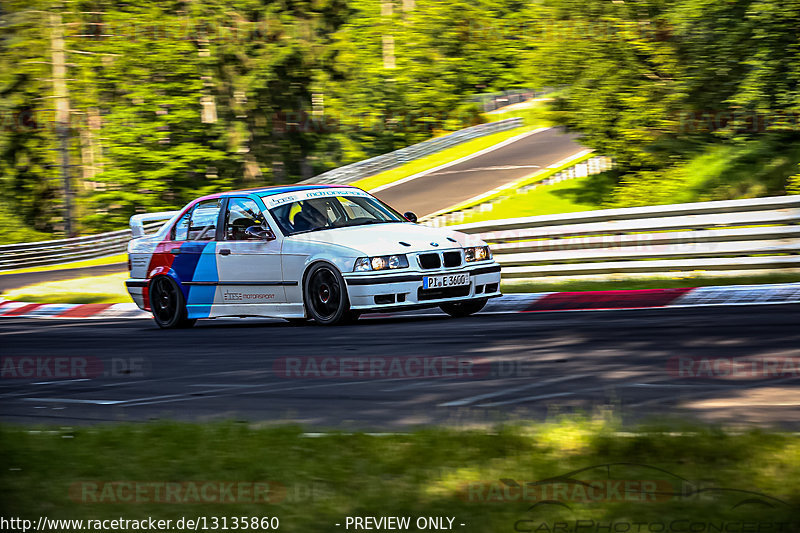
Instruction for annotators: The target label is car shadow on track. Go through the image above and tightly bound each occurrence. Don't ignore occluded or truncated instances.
[178,314,459,330]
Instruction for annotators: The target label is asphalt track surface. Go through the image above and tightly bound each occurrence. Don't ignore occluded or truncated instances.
[374,127,585,216]
[2,304,798,429]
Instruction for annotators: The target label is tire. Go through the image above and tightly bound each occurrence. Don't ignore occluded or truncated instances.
[439,298,488,318]
[303,263,351,325]
[149,276,196,329]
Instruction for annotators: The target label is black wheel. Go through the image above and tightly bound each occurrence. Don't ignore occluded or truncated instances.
[439,298,488,318]
[149,276,196,329]
[303,263,351,325]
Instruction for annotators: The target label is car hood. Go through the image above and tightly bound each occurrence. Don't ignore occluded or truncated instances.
[286,222,485,256]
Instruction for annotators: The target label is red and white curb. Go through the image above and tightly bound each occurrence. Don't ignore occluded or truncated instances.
[1,283,798,320]
[483,283,800,313]
[0,301,148,319]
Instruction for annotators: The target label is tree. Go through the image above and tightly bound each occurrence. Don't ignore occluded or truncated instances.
[0,3,63,236]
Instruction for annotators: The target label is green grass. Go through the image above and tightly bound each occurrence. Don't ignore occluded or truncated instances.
[0,253,127,276]
[608,137,800,208]
[459,168,616,223]
[1,271,131,304]
[502,272,800,294]
[1,420,798,531]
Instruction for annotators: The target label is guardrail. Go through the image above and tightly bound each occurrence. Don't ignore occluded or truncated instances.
[0,221,164,271]
[449,195,800,282]
[5,195,797,278]
[302,117,524,186]
[468,88,552,113]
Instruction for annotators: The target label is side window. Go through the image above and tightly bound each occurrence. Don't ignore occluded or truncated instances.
[172,211,190,241]
[225,198,266,240]
[187,199,222,241]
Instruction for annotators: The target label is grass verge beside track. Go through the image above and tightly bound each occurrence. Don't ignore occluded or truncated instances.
[1,271,131,304]
[2,420,798,530]
[457,168,615,224]
[0,253,127,277]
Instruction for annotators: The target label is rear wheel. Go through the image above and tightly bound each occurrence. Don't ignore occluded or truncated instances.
[149,276,196,329]
[439,298,488,318]
[304,263,351,325]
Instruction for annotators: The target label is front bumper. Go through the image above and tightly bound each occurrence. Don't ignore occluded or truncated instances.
[343,263,501,311]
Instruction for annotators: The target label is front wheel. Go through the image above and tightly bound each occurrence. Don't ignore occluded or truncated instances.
[303,263,352,325]
[149,276,196,329]
[439,298,488,318]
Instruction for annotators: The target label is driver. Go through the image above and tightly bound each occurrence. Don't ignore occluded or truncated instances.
[290,201,329,232]
[300,201,327,228]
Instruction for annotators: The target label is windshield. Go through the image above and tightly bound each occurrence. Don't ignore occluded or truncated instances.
[268,194,406,236]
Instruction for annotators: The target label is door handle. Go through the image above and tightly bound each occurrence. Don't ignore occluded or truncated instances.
[170,248,181,255]
[219,249,231,256]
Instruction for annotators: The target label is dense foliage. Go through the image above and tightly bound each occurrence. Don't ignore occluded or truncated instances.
[530,0,800,205]
[1,0,799,239]
[0,0,529,235]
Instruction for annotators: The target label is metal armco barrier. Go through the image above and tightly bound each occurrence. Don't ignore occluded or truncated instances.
[449,195,800,281]
[301,118,524,186]
[0,221,164,271]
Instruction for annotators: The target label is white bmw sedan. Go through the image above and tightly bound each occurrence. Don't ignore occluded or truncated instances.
[126,185,501,328]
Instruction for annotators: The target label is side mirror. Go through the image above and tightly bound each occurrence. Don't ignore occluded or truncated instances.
[245,226,277,241]
[403,211,418,223]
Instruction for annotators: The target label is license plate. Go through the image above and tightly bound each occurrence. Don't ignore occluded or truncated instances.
[423,273,470,289]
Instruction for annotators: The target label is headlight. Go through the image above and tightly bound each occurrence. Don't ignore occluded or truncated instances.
[354,254,409,271]
[354,258,372,271]
[465,246,492,262]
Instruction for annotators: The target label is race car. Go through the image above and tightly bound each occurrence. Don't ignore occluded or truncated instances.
[125,184,502,328]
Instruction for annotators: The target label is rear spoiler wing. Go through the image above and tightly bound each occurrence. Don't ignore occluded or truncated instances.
[129,211,180,238]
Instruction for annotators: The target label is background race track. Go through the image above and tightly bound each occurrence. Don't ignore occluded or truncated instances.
[373,127,584,216]
[2,304,798,429]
